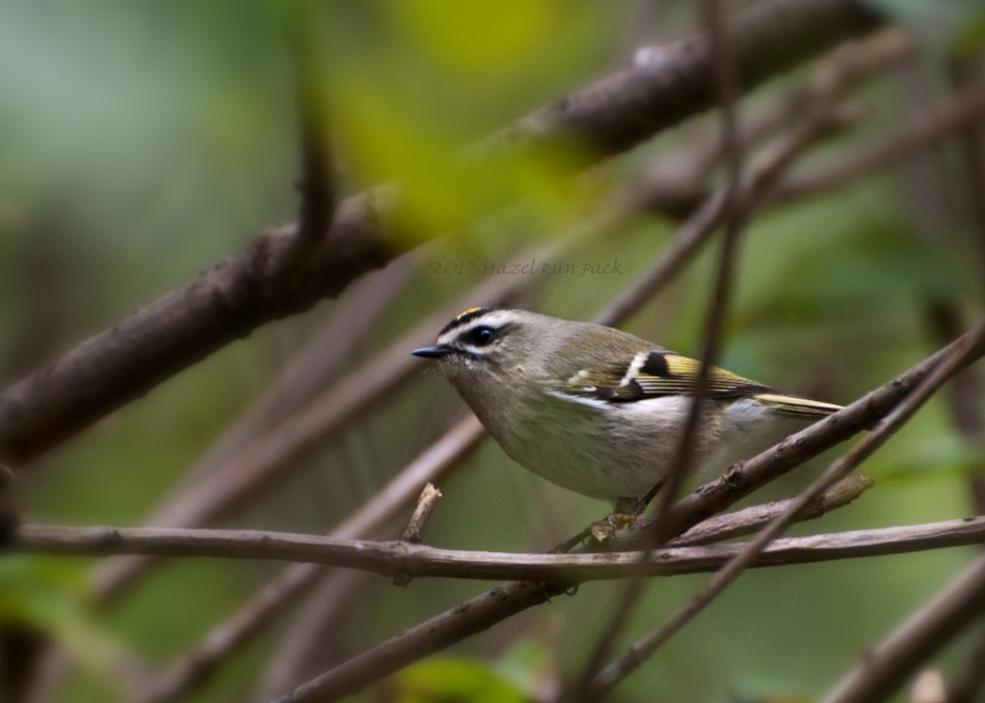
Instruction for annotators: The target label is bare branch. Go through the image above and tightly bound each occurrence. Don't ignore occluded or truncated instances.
[669,473,873,547]
[636,27,912,217]
[253,570,371,702]
[823,551,985,703]
[400,483,443,545]
[253,472,872,700]
[170,257,414,498]
[10,518,985,582]
[493,0,880,155]
[772,79,985,206]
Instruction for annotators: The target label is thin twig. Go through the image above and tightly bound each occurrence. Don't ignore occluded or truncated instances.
[10,518,985,581]
[400,484,442,546]
[165,257,414,502]
[667,473,873,547]
[253,570,371,702]
[772,79,985,206]
[290,75,335,261]
[589,322,985,699]
[822,550,985,703]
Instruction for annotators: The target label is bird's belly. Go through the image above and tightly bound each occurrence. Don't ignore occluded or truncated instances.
[480,395,802,504]
[487,395,696,502]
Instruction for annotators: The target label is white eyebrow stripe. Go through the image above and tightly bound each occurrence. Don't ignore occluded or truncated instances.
[619,352,648,387]
[436,312,516,345]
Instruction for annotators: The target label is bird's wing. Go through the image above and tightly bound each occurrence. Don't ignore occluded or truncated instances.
[557,350,842,418]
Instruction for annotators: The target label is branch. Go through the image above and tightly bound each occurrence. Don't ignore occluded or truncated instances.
[635,27,912,217]
[823,551,985,703]
[772,78,985,206]
[0,0,880,467]
[494,0,880,155]
[399,483,442,545]
[668,473,872,547]
[11,518,985,583]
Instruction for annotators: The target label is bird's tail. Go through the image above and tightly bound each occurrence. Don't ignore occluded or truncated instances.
[753,392,843,420]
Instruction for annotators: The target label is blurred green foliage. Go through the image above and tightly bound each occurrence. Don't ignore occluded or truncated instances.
[2,1,985,702]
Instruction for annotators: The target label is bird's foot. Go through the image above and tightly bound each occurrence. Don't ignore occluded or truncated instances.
[588,503,642,545]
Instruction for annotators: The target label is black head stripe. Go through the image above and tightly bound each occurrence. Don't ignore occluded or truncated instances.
[641,351,671,377]
[439,306,498,336]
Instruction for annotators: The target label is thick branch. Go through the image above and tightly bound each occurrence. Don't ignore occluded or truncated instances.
[0,192,392,468]
[12,518,985,582]
[496,0,880,155]
[0,0,881,466]
[667,473,872,546]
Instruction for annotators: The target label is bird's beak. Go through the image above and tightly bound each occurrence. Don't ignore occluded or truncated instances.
[411,344,453,359]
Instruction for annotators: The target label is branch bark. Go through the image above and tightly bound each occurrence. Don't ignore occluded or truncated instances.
[0,0,881,467]
[12,517,985,585]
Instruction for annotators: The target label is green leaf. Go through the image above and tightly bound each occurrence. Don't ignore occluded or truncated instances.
[0,556,132,699]
[393,655,528,703]
[388,0,565,73]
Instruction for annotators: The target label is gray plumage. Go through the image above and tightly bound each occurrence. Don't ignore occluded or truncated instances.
[413,308,841,502]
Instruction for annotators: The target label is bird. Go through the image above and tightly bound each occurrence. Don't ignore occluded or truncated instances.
[412,307,843,505]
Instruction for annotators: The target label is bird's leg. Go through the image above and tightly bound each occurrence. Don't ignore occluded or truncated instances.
[628,478,665,516]
[555,480,668,551]
[590,479,666,544]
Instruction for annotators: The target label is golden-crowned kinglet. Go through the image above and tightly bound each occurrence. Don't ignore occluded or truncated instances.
[412,307,842,503]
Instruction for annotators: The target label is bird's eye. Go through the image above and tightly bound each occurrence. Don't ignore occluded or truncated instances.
[467,326,496,346]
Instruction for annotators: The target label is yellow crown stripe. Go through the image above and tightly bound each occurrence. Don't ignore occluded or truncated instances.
[457,306,485,320]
